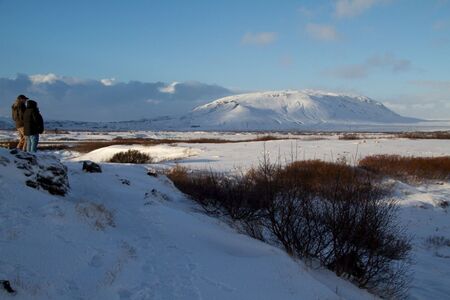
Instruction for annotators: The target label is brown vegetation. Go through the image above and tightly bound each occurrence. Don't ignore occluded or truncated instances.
[108,150,153,164]
[339,133,363,140]
[167,158,411,298]
[359,155,450,182]
[397,131,450,140]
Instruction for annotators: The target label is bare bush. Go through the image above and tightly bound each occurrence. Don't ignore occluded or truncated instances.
[109,150,153,164]
[359,155,450,182]
[168,158,411,298]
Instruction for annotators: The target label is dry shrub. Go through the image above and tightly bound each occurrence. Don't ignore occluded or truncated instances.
[38,144,70,151]
[359,155,450,182]
[339,133,362,140]
[398,131,450,139]
[168,158,411,298]
[109,150,153,164]
[0,141,17,149]
[254,135,281,142]
[44,129,70,134]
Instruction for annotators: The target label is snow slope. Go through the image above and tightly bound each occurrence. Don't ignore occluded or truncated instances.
[0,148,374,299]
[73,144,200,163]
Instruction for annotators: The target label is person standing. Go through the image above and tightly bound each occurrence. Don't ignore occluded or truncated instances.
[23,100,44,152]
[11,94,28,150]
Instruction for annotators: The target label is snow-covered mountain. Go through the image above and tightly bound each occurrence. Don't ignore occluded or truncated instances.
[175,90,419,131]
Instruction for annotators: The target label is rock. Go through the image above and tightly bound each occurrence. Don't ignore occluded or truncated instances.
[82,161,102,173]
[12,150,37,165]
[147,168,158,177]
[25,180,39,189]
[37,174,68,196]
[120,179,130,185]
[12,151,70,196]
[0,280,15,294]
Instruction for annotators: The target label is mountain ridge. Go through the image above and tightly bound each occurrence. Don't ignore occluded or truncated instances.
[0,90,426,131]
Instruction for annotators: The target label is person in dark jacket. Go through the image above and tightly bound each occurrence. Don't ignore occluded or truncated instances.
[11,94,28,150]
[23,100,44,152]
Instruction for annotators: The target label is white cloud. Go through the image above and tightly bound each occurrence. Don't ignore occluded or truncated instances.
[241,32,277,46]
[335,0,379,18]
[326,53,411,79]
[382,89,450,119]
[29,73,60,84]
[305,23,339,41]
[100,78,116,86]
[159,82,179,93]
[0,74,235,122]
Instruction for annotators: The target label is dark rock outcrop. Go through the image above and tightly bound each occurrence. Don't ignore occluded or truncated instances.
[10,150,70,196]
[82,161,102,173]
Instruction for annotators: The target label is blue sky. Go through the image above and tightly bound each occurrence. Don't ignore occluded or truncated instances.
[1,0,450,119]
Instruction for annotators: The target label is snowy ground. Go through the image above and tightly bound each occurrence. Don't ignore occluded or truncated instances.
[0,148,375,300]
[1,130,450,299]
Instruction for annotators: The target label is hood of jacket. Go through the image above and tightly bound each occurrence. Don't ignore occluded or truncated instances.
[26,100,38,109]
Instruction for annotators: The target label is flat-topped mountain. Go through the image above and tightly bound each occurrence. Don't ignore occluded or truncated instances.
[178,90,419,130]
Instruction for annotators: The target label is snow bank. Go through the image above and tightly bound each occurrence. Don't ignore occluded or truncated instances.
[74,144,200,163]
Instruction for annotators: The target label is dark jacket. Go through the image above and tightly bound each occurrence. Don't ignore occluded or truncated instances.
[23,100,44,136]
[11,100,26,128]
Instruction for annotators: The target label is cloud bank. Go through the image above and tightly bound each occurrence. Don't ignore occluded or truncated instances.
[0,74,235,122]
[335,0,381,18]
[326,53,412,79]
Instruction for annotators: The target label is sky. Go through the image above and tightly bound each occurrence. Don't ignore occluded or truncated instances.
[1,0,450,120]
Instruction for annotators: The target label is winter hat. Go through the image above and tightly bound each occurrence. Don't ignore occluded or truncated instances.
[17,95,29,101]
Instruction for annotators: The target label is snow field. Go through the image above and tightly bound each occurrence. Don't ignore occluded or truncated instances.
[0,148,374,299]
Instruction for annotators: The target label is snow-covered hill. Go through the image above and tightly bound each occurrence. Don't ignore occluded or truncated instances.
[0,148,374,299]
[176,90,419,130]
[0,117,13,129]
